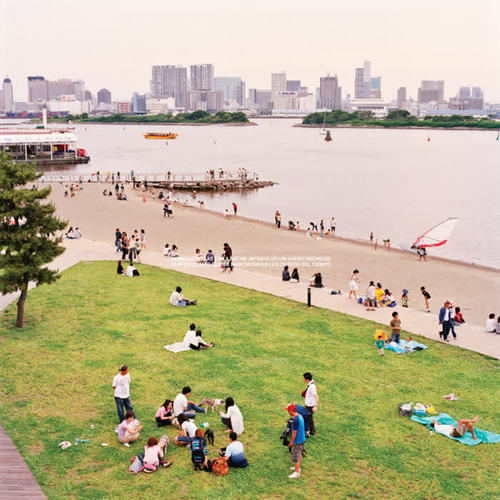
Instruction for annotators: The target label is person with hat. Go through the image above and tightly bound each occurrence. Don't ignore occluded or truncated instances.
[112,364,133,424]
[285,404,306,479]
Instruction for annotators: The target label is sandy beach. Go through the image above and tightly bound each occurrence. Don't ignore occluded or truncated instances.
[45,182,500,328]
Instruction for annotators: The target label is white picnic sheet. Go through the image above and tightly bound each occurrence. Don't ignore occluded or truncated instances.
[164,342,190,353]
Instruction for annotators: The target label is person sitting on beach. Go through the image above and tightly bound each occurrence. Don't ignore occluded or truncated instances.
[205,250,215,264]
[163,244,171,256]
[174,414,198,446]
[431,416,479,440]
[309,273,324,288]
[117,192,123,200]
[126,264,140,277]
[170,286,197,307]
[73,227,81,239]
[454,306,465,324]
[170,245,180,257]
[65,226,75,239]
[103,189,108,196]
[220,432,249,468]
[155,399,175,427]
[117,260,125,275]
[486,313,496,332]
[384,291,397,307]
[282,265,291,281]
[195,248,204,264]
[117,411,142,447]
[291,268,299,282]
[375,283,384,305]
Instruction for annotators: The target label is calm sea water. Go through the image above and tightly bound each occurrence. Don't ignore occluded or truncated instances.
[50,119,499,268]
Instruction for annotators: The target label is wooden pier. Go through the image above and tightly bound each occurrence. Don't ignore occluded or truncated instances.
[40,171,276,192]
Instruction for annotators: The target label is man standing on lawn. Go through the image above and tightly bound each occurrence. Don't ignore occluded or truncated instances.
[286,404,306,479]
[112,364,133,424]
[302,372,318,436]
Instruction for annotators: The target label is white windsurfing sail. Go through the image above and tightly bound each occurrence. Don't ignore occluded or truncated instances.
[412,217,459,248]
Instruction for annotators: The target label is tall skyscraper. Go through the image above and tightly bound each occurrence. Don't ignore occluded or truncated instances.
[397,87,407,108]
[97,88,112,105]
[27,76,48,102]
[450,86,484,110]
[132,93,147,114]
[370,77,381,98]
[0,90,4,111]
[417,81,444,103]
[354,68,364,98]
[271,72,286,93]
[48,79,75,99]
[2,77,14,113]
[471,86,484,99]
[459,86,471,99]
[286,80,301,92]
[355,61,378,99]
[363,61,371,97]
[319,76,340,109]
[151,65,188,107]
[188,90,223,112]
[190,64,214,91]
[73,80,86,101]
[214,77,245,105]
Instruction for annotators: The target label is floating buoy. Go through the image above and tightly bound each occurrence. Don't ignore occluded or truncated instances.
[427,136,431,142]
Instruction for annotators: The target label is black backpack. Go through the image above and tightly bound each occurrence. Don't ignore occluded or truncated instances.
[191,438,206,468]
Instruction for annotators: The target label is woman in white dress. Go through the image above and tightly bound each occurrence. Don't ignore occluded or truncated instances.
[348,269,360,300]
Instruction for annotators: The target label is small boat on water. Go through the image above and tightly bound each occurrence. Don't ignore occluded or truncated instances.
[144,132,178,140]
[324,130,332,142]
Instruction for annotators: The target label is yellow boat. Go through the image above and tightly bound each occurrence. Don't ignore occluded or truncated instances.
[144,132,178,140]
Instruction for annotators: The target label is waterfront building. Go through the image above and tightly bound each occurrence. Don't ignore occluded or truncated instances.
[319,75,341,109]
[132,93,147,114]
[397,87,407,108]
[190,64,214,91]
[188,90,223,112]
[370,77,381,99]
[354,61,378,99]
[459,86,471,99]
[27,76,48,102]
[214,77,245,105]
[271,72,286,93]
[449,86,484,110]
[3,77,14,113]
[272,91,298,111]
[73,80,86,101]
[0,90,4,111]
[150,65,187,108]
[97,88,112,105]
[417,80,444,103]
[146,98,176,114]
[471,87,484,99]
[248,89,272,111]
[115,101,132,113]
[48,79,75,100]
[349,98,391,118]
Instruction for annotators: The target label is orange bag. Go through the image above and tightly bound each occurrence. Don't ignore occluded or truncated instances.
[211,457,229,476]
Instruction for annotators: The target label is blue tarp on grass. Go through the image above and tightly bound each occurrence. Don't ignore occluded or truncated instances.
[411,413,500,446]
[384,339,428,354]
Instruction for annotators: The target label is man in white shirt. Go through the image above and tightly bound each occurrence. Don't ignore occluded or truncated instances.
[169,286,197,307]
[112,365,133,424]
[303,372,318,436]
[173,386,206,419]
[73,227,81,239]
[183,323,197,347]
[221,432,248,468]
[366,281,376,311]
[485,313,496,333]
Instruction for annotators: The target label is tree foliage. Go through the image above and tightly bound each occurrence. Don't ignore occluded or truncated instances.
[0,153,67,327]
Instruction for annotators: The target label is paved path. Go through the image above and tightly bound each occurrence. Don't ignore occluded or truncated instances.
[0,424,46,499]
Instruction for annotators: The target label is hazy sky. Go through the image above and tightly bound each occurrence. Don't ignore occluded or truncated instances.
[2,0,499,102]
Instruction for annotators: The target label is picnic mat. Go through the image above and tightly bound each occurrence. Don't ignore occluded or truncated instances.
[164,342,190,353]
[411,413,500,446]
[385,339,427,354]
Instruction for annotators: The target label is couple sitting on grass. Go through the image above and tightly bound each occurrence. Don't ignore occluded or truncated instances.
[183,323,214,350]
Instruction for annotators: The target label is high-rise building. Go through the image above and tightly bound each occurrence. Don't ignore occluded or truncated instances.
[150,65,187,108]
[0,90,4,111]
[417,80,444,103]
[286,80,301,92]
[450,86,484,110]
[73,80,86,101]
[48,79,74,100]
[85,90,93,102]
[190,64,214,91]
[319,76,341,109]
[116,101,132,113]
[471,86,484,99]
[248,89,272,110]
[188,90,223,112]
[370,77,381,98]
[132,93,147,114]
[397,87,407,108]
[363,61,371,97]
[459,86,471,99]
[271,72,286,93]
[355,61,378,99]
[97,88,112,105]
[355,68,365,99]
[27,76,48,102]
[2,77,14,113]
[214,77,246,105]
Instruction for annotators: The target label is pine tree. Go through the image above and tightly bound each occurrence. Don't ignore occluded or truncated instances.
[0,153,67,327]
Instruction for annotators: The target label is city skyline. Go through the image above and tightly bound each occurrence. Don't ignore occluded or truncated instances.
[1,0,499,102]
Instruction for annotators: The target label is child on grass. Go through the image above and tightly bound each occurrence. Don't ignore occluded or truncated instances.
[376,335,385,356]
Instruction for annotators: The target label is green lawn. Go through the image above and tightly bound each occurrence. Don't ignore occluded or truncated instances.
[0,262,498,500]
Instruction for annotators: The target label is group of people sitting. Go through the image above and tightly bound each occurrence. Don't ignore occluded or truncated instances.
[486,313,500,333]
[65,226,82,239]
[182,323,213,350]
[163,244,180,257]
[361,282,397,310]
[282,266,300,282]
[117,260,140,277]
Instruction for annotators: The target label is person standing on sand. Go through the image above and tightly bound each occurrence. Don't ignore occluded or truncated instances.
[370,232,373,243]
[222,243,233,272]
[115,228,122,253]
[232,202,238,215]
[366,281,376,311]
[275,210,281,229]
[421,286,431,312]
[348,270,360,299]
[330,217,336,234]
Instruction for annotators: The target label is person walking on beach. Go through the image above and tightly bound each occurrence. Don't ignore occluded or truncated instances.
[112,364,133,424]
[348,270,360,300]
[330,217,336,234]
[438,301,452,342]
[421,286,431,312]
[232,202,238,215]
[390,311,401,343]
[302,372,318,436]
[275,210,281,229]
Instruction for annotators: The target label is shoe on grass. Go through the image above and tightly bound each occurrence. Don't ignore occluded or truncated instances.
[288,471,301,479]
[114,427,119,433]
[122,442,130,447]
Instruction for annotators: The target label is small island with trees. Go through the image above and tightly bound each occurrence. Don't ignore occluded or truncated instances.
[45,110,252,125]
[300,109,500,130]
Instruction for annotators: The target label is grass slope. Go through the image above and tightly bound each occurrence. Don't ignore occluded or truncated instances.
[0,262,498,500]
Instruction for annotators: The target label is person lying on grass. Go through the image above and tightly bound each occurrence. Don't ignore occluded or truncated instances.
[431,416,479,440]
[118,411,142,447]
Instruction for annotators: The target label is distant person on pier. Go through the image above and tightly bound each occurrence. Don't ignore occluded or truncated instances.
[232,202,238,215]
